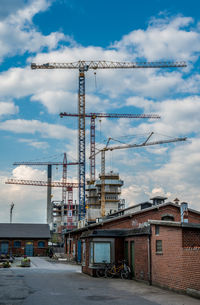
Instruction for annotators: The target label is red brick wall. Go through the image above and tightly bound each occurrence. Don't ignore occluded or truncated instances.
[182,228,200,248]
[99,205,180,230]
[151,225,200,292]
[125,236,149,282]
[182,248,200,291]
[188,211,200,224]
[0,239,48,256]
[82,238,95,276]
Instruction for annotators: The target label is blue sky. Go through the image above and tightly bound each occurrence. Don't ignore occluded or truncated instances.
[0,0,200,223]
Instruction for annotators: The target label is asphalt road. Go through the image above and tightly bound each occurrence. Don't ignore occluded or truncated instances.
[0,257,199,305]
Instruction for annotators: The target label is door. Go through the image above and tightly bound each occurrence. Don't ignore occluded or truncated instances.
[77,240,82,263]
[130,241,135,278]
[1,242,9,254]
[25,242,34,256]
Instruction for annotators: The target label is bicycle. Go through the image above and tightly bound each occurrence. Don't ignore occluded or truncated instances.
[105,260,131,279]
[96,261,111,278]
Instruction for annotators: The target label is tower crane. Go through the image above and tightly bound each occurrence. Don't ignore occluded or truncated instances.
[11,153,79,226]
[93,132,187,217]
[5,179,79,229]
[60,112,160,183]
[31,60,187,220]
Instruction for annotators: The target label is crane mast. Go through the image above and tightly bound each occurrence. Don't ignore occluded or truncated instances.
[31,60,186,220]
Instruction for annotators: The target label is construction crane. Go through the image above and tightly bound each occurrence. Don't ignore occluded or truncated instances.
[60,112,161,183]
[5,179,79,188]
[94,132,187,217]
[5,179,79,229]
[12,153,79,225]
[31,60,187,220]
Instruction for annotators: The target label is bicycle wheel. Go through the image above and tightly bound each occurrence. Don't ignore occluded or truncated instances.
[96,269,105,278]
[105,268,114,278]
[120,270,130,279]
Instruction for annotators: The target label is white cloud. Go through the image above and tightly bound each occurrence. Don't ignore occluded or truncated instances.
[114,16,200,62]
[0,101,18,117]
[12,165,46,180]
[0,0,70,63]
[0,168,47,222]
[126,95,200,136]
[18,138,49,149]
[0,119,76,139]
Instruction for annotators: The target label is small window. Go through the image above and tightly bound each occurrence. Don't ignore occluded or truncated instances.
[155,225,159,235]
[156,240,162,253]
[161,214,174,221]
[14,241,21,248]
[38,241,45,248]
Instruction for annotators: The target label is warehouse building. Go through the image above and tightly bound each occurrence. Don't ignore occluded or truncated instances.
[0,223,50,256]
[65,199,200,295]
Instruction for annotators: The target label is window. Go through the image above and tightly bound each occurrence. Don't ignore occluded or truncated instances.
[90,242,111,264]
[38,241,45,248]
[156,240,162,253]
[161,214,174,221]
[14,241,21,248]
[155,225,159,235]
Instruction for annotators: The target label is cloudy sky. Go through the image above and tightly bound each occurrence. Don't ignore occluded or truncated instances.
[0,0,200,223]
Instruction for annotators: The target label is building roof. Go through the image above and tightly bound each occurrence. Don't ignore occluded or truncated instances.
[80,227,151,238]
[65,201,200,236]
[148,220,200,229]
[0,223,51,238]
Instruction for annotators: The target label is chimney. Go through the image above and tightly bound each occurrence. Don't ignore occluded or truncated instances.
[174,198,180,205]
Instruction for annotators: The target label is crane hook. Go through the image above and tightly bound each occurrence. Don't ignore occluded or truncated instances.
[94,71,97,89]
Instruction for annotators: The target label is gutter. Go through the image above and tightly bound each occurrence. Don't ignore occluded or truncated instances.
[148,232,152,285]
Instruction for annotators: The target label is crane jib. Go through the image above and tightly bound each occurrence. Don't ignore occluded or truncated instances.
[31,61,187,70]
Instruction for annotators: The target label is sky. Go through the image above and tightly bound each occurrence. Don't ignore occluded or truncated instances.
[0,0,200,223]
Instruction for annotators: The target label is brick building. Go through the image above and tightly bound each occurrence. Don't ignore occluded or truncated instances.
[65,200,200,295]
[0,223,50,256]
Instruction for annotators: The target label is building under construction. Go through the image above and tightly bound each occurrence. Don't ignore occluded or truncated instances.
[86,171,124,224]
[51,201,79,233]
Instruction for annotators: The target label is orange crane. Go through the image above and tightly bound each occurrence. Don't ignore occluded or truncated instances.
[31,60,187,220]
[9,153,79,228]
[94,132,187,217]
[60,112,160,183]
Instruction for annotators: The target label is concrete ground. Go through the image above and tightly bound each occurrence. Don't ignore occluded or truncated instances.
[0,257,199,305]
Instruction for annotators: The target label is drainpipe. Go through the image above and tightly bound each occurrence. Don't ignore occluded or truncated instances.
[148,233,152,285]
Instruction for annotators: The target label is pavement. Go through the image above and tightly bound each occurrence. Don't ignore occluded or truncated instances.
[0,257,199,305]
